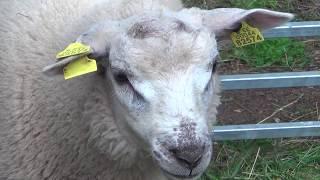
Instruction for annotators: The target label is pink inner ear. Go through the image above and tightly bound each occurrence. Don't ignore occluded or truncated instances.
[200,8,293,40]
[245,10,294,30]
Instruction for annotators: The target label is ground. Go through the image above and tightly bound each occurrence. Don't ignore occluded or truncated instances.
[218,41,320,125]
[218,87,320,125]
[181,0,320,179]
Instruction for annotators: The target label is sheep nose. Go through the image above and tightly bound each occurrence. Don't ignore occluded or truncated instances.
[169,143,205,169]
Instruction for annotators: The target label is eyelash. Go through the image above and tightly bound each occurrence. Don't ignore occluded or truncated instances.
[114,72,130,85]
[204,60,217,93]
[112,69,146,104]
[211,61,217,72]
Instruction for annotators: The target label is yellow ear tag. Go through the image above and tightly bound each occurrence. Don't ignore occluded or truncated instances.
[231,22,264,48]
[63,56,97,80]
[56,42,91,59]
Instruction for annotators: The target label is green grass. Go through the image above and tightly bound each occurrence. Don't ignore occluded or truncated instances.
[183,0,320,21]
[221,38,310,69]
[183,0,279,9]
[201,139,320,180]
[228,0,278,9]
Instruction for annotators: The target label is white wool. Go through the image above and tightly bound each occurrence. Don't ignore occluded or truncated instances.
[0,1,183,179]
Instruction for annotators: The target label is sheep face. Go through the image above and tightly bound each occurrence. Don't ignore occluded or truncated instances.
[43,8,293,179]
[106,16,218,179]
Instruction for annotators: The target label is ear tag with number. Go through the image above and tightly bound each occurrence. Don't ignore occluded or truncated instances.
[231,22,264,48]
[63,56,97,80]
[56,42,91,59]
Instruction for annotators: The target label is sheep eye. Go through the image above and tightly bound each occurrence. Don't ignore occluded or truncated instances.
[208,54,218,73]
[114,72,130,85]
[208,61,217,74]
[112,69,146,105]
[204,61,217,93]
[212,61,217,73]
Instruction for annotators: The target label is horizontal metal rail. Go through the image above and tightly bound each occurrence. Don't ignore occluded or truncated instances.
[215,22,320,140]
[220,21,320,90]
[264,21,320,38]
[220,71,320,90]
[213,121,320,141]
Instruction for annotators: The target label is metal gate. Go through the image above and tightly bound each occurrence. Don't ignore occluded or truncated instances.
[213,21,320,141]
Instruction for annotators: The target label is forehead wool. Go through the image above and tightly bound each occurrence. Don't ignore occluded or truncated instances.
[111,16,217,79]
[127,18,193,39]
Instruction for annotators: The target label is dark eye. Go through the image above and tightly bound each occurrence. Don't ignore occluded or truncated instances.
[208,61,217,74]
[212,61,217,73]
[114,72,130,85]
[112,69,146,106]
[204,61,217,93]
[209,55,218,73]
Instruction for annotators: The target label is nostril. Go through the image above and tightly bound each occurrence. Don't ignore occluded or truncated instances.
[177,155,202,169]
[169,147,204,169]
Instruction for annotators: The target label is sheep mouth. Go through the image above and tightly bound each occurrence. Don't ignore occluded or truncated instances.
[160,167,199,179]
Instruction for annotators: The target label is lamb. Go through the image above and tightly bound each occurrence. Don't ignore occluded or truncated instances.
[0,0,293,179]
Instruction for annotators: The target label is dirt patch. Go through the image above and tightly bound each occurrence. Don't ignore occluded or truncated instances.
[217,87,320,125]
[277,0,320,21]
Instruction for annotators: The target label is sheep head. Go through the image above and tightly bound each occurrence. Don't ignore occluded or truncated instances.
[43,8,293,180]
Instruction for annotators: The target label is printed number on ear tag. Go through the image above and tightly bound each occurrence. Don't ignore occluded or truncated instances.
[231,22,264,48]
[56,42,91,59]
[63,56,97,80]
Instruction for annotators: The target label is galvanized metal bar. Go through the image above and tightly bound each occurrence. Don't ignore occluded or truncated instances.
[213,121,320,141]
[214,22,320,140]
[220,71,320,90]
[264,21,320,38]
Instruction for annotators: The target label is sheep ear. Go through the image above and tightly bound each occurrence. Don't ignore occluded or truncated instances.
[43,21,122,76]
[200,8,294,39]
